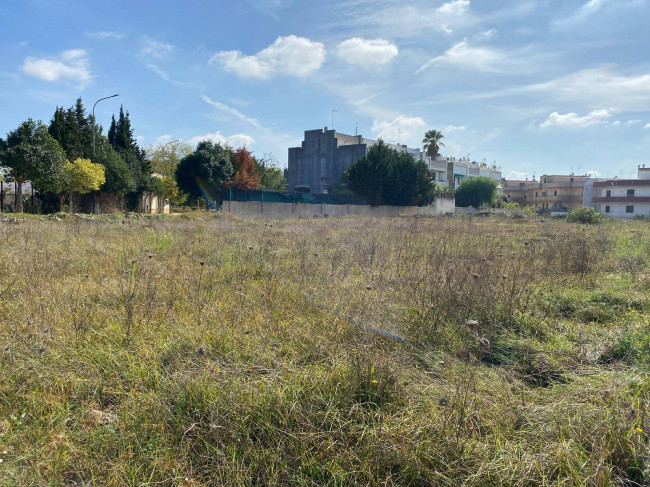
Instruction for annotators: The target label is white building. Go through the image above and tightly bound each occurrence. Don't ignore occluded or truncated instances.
[584,165,650,218]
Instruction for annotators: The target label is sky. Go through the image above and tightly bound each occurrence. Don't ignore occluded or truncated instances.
[1,0,649,180]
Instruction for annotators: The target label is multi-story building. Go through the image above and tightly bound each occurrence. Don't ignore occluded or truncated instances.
[529,175,585,211]
[438,156,502,191]
[287,127,501,193]
[502,174,586,211]
[584,165,650,218]
[502,179,539,205]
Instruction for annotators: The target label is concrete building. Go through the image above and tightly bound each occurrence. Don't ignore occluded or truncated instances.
[502,179,539,205]
[584,165,650,218]
[287,127,502,193]
[439,156,502,191]
[502,174,586,211]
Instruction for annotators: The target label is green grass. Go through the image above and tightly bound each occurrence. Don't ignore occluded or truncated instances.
[0,213,649,485]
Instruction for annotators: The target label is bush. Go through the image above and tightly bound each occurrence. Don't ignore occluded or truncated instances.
[567,206,605,224]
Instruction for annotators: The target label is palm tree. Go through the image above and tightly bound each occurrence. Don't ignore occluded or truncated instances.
[422,130,445,160]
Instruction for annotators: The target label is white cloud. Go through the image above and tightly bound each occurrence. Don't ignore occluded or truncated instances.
[627,119,642,125]
[435,0,471,33]
[645,123,650,129]
[475,28,498,41]
[210,35,325,79]
[201,95,264,129]
[525,67,650,112]
[371,115,426,147]
[416,40,504,74]
[155,135,173,144]
[443,124,467,132]
[85,31,125,40]
[540,109,612,128]
[187,131,255,148]
[334,0,473,39]
[22,49,92,89]
[611,120,620,126]
[140,38,174,59]
[336,38,398,66]
[506,171,528,180]
[554,0,646,28]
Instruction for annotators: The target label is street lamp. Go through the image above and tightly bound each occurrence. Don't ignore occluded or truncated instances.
[92,94,119,160]
[91,94,119,214]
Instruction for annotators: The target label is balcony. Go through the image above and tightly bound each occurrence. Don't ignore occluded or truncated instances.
[593,196,650,203]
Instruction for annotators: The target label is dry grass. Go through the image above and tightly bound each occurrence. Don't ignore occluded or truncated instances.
[0,213,649,486]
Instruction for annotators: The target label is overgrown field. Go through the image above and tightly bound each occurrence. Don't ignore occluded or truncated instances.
[0,213,649,486]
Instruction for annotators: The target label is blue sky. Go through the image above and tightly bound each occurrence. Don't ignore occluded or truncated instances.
[1,0,649,179]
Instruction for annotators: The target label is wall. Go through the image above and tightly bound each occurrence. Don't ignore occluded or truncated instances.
[224,198,455,219]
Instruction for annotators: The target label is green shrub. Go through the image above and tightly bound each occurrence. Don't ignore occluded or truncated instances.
[567,206,605,224]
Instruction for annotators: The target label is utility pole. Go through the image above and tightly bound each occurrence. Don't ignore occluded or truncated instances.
[92,94,119,214]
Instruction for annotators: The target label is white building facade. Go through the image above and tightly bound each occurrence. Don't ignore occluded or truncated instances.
[584,165,650,218]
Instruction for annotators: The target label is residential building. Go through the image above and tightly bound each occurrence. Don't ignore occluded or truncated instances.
[502,174,586,211]
[287,127,502,193]
[440,156,502,191]
[584,165,650,218]
[502,179,539,205]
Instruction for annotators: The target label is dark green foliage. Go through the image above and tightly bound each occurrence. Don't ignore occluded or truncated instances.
[108,107,152,209]
[343,140,434,206]
[422,129,445,159]
[148,176,166,197]
[97,148,135,194]
[48,98,138,205]
[455,176,498,208]
[48,98,96,162]
[175,141,234,204]
[3,119,67,212]
[254,155,288,191]
[567,206,605,224]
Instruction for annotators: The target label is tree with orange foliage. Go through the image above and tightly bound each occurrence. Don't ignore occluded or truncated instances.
[228,147,261,190]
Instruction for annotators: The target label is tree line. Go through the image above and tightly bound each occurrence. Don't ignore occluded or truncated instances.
[0,98,287,213]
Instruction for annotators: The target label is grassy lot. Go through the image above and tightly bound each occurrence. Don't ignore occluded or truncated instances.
[0,213,649,486]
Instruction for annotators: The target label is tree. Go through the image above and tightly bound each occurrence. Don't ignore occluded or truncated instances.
[343,140,434,206]
[455,176,498,208]
[254,154,287,191]
[160,176,186,205]
[229,147,261,190]
[175,141,234,205]
[109,106,152,210]
[2,119,67,213]
[64,158,106,212]
[422,129,445,160]
[95,142,135,195]
[148,141,192,178]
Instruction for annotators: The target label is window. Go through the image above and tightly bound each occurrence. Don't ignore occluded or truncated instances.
[605,206,610,213]
[627,189,635,197]
[535,192,538,197]
[606,190,611,197]
[570,177,574,182]
[554,190,557,196]
[626,206,634,213]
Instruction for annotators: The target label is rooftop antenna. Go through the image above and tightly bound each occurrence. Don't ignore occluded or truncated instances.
[331,109,338,130]
[355,122,358,136]
[577,164,582,175]
[397,129,403,145]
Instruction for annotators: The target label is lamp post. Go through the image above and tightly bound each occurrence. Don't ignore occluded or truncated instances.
[92,94,119,214]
